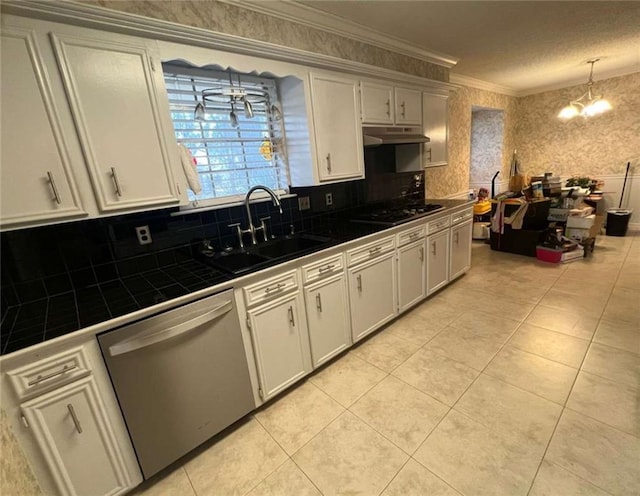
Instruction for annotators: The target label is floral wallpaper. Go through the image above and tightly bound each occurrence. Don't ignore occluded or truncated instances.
[426,86,517,198]
[79,0,448,81]
[470,109,504,183]
[515,72,640,177]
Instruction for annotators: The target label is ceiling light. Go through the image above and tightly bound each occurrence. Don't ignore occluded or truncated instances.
[558,59,612,120]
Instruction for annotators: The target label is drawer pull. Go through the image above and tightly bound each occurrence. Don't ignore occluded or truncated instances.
[316,293,323,312]
[409,232,419,239]
[318,264,336,273]
[288,306,295,326]
[47,171,61,204]
[67,404,83,434]
[369,246,382,255]
[264,283,285,294]
[27,364,77,386]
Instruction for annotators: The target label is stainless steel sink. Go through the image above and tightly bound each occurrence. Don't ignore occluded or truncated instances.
[198,234,332,275]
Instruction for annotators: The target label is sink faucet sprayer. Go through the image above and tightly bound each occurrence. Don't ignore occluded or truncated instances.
[230,185,283,247]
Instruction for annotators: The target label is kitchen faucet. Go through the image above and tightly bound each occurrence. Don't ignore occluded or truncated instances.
[230,185,283,247]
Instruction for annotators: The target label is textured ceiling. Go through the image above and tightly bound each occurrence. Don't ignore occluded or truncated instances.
[283,1,640,94]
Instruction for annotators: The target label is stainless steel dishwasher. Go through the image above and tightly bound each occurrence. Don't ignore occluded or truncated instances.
[98,289,255,479]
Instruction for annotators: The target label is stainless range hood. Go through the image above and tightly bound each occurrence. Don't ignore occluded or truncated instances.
[363,127,430,147]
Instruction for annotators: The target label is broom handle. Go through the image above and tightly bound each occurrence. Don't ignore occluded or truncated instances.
[619,161,630,209]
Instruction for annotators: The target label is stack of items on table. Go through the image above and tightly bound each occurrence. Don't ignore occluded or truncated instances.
[530,173,562,196]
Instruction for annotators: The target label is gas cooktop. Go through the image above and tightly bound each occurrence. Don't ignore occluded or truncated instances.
[349,203,445,226]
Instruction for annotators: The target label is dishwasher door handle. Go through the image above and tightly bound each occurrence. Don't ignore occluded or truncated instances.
[109,300,233,357]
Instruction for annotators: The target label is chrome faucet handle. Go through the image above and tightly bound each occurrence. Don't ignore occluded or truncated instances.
[258,216,271,241]
[228,223,247,249]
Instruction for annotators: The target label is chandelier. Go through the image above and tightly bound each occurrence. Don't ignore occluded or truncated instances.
[558,59,612,120]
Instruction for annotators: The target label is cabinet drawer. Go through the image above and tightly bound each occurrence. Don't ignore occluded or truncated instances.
[243,270,298,308]
[451,208,474,226]
[427,216,450,234]
[397,225,426,247]
[6,346,92,401]
[302,254,344,284]
[346,235,396,267]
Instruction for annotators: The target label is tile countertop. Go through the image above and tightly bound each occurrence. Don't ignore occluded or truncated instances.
[0,199,473,359]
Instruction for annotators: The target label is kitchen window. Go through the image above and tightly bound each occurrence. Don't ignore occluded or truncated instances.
[163,64,289,207]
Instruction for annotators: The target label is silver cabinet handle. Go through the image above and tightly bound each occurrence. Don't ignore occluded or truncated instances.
[385,99,390,117]
[318,264,335,273]
[109,300,232,356]
[110,167,122,197]
[432,241,437,256]
[357,274,362,292]
[401,101,406,118]
[316,293,322,312]
[419,246,424,262]
[455,232,460,244]
[67,404,82,434]
[326,153,332,173]
[21,415,29,428]
[28,364,77,386]
[265,283,285,294]
[288,306,295,326]
[46,171,61,204]
[369,246,382,255]
[409,232,419,240]
[426,148,432,161]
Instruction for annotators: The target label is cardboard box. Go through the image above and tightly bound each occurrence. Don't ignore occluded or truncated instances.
[590,215,605,237]
[548,208,569,222]
[566,227,591,241]
[567,214,595,229]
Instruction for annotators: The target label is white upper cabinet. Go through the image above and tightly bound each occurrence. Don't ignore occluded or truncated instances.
[1,25,87,229]
[360,81,394,125]
[50,31,182,212]
[308,73,364,183]
[423,92,449,167]
[361,82,422,126]
[394,87,422,126]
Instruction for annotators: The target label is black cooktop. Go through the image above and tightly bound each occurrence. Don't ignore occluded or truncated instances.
[350,203,445,226]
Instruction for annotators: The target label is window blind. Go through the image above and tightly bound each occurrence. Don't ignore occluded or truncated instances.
[163,65,288,203]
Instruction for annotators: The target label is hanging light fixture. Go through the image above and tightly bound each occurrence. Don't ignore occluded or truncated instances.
[558,59,612,120]
[194,70,269,125]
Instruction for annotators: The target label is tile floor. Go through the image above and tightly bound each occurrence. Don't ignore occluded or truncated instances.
[133,233,639,496]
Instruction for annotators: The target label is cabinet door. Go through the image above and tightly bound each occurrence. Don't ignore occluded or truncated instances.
[310,73,364,182]
[50,33,180,212]
[427,230,450,295]
[304,273,351,368]
[423,93,449,167]
[21,376,132,496]
[360,81,394,124]
[394,87,422,126]
[450,220,473,280]
[1,26,86,228]
[247,293,312,400]
[349,252,397,342]
[397,239,426,312]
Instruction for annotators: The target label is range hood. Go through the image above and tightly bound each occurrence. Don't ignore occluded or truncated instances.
[363,127,430,147]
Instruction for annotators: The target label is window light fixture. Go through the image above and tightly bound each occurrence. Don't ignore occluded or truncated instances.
[558,58,612,120]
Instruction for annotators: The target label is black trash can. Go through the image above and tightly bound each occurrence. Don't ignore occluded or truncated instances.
[606,209,632,236]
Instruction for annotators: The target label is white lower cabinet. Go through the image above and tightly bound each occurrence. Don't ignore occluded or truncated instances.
[397,238,426,312]
[20,375,133,496]
[304,273,351,367]
[427,229,450,295]
[348,252,397,342]
[450,219,473,281]
[246,292,312,401]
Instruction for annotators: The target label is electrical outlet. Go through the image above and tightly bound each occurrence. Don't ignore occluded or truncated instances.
[135,225,152,245]
[298,196,311,210]
[325,192,333,206]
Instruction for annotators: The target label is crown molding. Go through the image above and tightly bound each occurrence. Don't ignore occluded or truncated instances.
[224,0,459,69]
[2,0,458,92]
[449,73,519,97]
